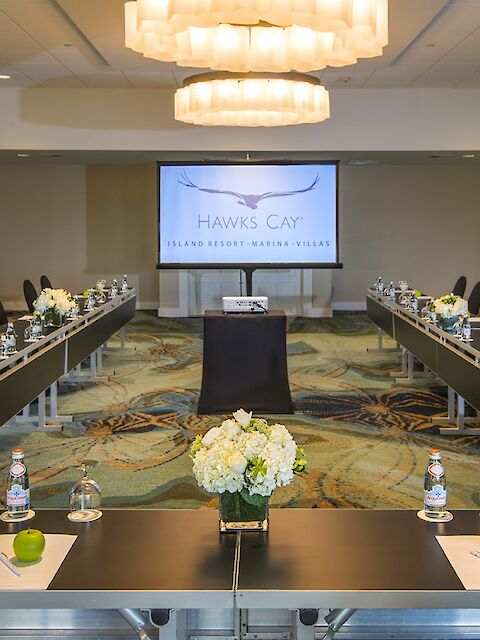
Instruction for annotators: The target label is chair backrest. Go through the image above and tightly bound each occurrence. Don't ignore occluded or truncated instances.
[23,279,38,314]
[0,299,7,326]
[452,275,467,297]
[468,280,480,316]
[40,275,52,290]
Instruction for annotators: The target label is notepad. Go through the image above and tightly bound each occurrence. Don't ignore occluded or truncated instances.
[0,534,77,590]
[436,535,480,590]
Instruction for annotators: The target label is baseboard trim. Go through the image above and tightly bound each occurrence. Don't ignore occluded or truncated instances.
[157,308,187,317]
[301,307,333,318]
[332,301,367,311]
[136,301,158,310]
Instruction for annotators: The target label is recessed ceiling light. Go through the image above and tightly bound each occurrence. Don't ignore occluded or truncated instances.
[428,154,453,159]
[17,153,30,158]
[0,74,11,80]
[63,42,73,47]
[462,154,475,158]
[426,43,436,47]
[347,160,380,165]
[339,76,352,83]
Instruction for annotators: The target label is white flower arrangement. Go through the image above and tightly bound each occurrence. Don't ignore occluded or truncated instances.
[431,294,468,319]
[190,409,307,498]
[34,288,76,316]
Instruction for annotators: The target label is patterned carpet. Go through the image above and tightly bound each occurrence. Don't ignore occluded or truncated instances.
[1,312,479,511]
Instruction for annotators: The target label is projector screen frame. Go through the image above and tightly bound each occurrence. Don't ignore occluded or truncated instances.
[156,160,342,270]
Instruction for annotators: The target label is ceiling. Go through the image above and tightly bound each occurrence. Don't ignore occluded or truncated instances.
[0,0,480,90]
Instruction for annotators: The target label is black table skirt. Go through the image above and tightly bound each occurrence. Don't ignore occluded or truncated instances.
[198,311,294,415]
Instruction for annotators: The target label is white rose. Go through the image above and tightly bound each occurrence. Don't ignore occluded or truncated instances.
[202,427,222,447]
[233,408,252,427]
[229,451,247,474]
[221,419,240,439]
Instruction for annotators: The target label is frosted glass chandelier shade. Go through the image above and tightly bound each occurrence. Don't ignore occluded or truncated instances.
[125,0,388,73]
[174,73,330,127]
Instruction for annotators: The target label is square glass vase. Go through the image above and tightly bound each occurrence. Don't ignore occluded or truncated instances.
[219,491,269,533]
[44,309,63,328]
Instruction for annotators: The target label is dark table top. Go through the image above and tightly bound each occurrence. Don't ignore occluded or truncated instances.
[367,291,480,361]
[1,509,480,609]
[236,509,480,608]
[0,509,236,608]
[205,310,285,319]
[0,292,136,366]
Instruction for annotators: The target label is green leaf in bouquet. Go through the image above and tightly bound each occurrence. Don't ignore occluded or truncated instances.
[240,489,269,508]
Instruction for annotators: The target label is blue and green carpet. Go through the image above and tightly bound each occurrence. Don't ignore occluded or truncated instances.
[1,312,479,511]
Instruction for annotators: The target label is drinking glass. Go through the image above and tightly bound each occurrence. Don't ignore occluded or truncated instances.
[31,314,43,339]
[399,280,408,292]
[69,460,101,512]
[24,325,32,341]
[85,291,96,310]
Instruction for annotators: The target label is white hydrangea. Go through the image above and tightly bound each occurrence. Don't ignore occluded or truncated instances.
[432,294,468,319]
[34,288,76,316]
[191,411,302,497]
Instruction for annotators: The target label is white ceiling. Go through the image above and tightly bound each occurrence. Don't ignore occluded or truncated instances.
[0,0,480,89]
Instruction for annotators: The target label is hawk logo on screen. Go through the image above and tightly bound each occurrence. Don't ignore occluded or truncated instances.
[178,170,320,210]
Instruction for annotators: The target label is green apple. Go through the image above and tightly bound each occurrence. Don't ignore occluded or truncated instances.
[13,529,45,563]
[415,289,422,297]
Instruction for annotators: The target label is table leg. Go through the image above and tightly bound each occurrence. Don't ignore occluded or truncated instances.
[65,354,109,383]
[367,328,399,352]
[96,346,115,377]
[293,610,316,640]
[47,381,73,423]
[439,393,480,435]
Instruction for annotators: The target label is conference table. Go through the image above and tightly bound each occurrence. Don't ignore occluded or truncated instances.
[0,289,136,430]
[0,508,479,638]
[366,289,480,435]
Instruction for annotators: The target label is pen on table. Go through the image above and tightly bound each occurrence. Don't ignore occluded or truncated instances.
[469,550,480,559]
[0,552,21,577]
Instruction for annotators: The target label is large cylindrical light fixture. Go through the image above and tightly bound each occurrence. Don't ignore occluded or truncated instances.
[174,73,330,127]
[125,0,388,73]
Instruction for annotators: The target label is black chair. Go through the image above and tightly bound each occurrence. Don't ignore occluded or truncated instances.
[452,275,467,297]
[23,279,38,314]
[40,275,53,290]
[0,299,7,326]
[468,281,480,316]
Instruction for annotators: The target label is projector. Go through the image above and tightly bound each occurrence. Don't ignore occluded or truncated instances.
[222,296,268,314]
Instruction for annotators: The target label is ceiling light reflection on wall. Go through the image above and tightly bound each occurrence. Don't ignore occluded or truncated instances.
[125,0,388,73]
[174,73,330,127]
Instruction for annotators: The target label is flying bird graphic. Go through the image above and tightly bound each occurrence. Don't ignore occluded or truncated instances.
[178,170,320,210]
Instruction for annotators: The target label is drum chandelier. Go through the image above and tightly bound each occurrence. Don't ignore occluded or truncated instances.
[124,0,388,126]
[125,0,388,73]
[175,72,330,126]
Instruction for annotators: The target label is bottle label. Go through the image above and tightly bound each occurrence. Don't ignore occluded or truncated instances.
[424,485,447,507]
[9,462,26,477]
[6,484,30,508]
[428,462,444,478]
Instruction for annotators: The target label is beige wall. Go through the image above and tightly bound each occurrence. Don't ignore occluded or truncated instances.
[0,163,157,309]
[1,87,480,152]
[334,164,480,305]
[1,162,479,310]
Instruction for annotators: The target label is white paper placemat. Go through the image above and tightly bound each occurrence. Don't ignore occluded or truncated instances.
[436,535,480,590]
[0,534,77,590]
